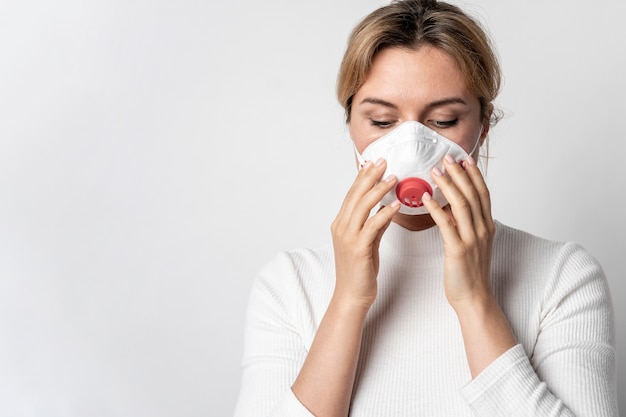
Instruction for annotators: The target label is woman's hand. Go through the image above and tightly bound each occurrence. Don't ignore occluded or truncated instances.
[422,154,495,308]
[423,154,516,378]
[291,158,400,416]
[330,158,400,311]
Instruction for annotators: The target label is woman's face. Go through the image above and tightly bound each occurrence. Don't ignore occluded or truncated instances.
[349,45,487,155]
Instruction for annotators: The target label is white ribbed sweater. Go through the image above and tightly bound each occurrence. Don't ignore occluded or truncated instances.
[234,221,617,416]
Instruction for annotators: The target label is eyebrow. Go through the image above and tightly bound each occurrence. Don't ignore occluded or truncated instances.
[360,97,398,109]
[359,96,468,110]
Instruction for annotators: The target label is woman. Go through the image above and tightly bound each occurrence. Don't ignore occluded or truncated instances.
[234,1,617,416]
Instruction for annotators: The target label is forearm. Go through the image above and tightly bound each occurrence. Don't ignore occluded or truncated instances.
[291,296,369,417]
[454,295,517,379]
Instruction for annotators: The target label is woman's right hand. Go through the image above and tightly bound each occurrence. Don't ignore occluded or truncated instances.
[292,158,399,416]
[330,157,401,310]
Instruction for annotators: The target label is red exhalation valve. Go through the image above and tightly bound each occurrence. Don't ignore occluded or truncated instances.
[396,177,433,207]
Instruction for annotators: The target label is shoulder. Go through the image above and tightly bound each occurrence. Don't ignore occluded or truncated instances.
[491,221,613,348]
[492,220,609,303]
[249,244,335,320]
[493,221,565,256]
[255,245,335,289]
[493,220,604,270]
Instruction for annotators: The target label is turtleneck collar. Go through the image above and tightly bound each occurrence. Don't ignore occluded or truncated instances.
[379,221,444,260]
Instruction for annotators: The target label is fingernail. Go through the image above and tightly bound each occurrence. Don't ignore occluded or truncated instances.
[383,174,396,182]
[375,157,384,167]
[432,166,443,177]
[390,200,400,208]
[422,192,432,202]
[466,155,476,166]
[445,154,455,164]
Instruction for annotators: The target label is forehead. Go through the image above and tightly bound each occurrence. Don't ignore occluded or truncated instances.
[355,45,471,103]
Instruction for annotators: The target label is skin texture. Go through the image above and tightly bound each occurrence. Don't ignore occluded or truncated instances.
[291,45,516,417]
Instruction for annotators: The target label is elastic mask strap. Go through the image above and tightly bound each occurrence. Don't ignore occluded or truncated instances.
[468,126,483,157]
[353,142,367,168]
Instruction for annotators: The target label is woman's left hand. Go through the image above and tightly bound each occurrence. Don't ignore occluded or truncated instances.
[423,154,516,378]
[421,154,496,310]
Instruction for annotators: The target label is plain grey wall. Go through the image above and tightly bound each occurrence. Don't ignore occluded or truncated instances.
[0,0,623,416]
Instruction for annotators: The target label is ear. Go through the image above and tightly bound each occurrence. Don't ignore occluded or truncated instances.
[479,108,492,146]
[480,118,490,146]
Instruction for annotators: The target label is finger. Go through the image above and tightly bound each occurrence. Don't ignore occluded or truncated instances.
[421,190,463,246]
[462,155,494,226]
[339,158,399,234]
[335,159,382,230]
[346,173,398,233]
[441,155,486,235]
[445,155,495,243]
[338,158,387,217]
[431,159,477,240]
[360,199,401,247]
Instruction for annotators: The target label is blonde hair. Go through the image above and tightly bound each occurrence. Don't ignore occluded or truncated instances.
[337,0,501,125]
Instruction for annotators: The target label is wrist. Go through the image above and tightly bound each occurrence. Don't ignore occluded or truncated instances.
[451,292,497,318]
[328,293,373,319]
[452,293,517,350]
[452,294,517,378]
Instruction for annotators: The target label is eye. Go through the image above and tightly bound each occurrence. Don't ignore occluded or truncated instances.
[370,119,395,129]
[431,119,458,128]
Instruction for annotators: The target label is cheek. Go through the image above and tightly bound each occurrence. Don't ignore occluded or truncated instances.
[444,125,483,155]
[348,123,365,153]
[449,134,473,154]
[349,123,383,154]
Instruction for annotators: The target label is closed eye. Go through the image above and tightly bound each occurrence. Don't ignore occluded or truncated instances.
[431,119,458,128]
[370,119,395,128]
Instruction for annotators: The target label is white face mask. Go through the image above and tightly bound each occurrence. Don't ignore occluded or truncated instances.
[354,121,481,215]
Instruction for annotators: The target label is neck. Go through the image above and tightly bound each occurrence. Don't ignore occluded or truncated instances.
[391,211,437,231]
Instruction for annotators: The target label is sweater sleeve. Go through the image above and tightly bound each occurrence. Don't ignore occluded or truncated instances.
[233,252,314,417]
[461,242,618,416]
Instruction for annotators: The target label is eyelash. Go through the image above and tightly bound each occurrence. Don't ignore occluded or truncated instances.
[432,119,458,128]
[370,119,395,128]
[369,118,459,128]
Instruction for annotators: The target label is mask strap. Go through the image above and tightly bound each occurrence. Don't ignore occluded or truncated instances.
[353,143,367,168]
[468,126,483,157]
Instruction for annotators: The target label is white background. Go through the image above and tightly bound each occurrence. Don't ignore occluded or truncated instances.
[0,0,624,416]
